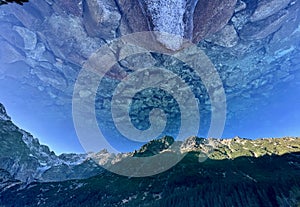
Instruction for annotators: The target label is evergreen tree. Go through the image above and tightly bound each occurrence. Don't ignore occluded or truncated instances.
[0,0,28,6]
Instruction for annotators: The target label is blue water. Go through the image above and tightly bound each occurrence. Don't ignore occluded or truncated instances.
[0,2,299,154]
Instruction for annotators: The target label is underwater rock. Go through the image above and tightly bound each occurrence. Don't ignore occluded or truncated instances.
[0,0,299,139]
[30,66,68,91]
[13,26,37,50]
[240,9,290,40]
[235,0,247,13]
[0,40,25,64]
[117,0,150,35]
[250,0,291,22]
[193,0,237,42]
[82,0,121,39]
[142,0,187,50]
[7,3,42,30]
[205,24,239,48]
[53,0,82,16]
[118,0,237,48]
[42,14,103,64]
[267,0,300,57]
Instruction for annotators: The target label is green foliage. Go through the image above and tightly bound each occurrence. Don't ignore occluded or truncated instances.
[1,151,300,207]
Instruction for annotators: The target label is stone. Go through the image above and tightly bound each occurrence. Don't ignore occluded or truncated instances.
[8,3,42,30]
[116,0,151,35]
[52,0,82,16]
[0,103,11,121]
[250,0,291,22]
[30,66,68,90]
[142,0,187,50]
[82,0,121,39]
[0,22,24,49]
[267,0,300,57]
[235,0,246,13]
[0,40,25,63]
[27,42,46,61]
[13,26,37,50]
[29,0,53,18]
[205,24,239,48]
[119,53,157,70]
[42,14,103,64]
[240,10,290,40]
[118,0,237,47]
[193,0,237,42]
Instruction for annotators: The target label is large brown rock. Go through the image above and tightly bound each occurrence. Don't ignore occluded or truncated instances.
[192,0,237,43]
[117,0,151,35]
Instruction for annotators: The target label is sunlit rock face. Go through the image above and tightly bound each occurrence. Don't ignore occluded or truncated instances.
[0,103,103,183]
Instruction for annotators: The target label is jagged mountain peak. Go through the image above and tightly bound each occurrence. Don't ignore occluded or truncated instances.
[0,102,103,183]
[0,103,10,121]
[134,136,175,157]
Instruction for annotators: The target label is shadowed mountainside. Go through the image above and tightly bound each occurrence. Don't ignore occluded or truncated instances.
[0,102,300,206]
[1,152,300,207]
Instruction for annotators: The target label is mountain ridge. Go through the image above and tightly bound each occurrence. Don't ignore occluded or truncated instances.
[0,102,103,183]
[0,102,300,206]
[1,102,300,183]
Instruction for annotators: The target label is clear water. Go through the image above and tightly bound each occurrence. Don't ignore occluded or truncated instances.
[0,0,299,154]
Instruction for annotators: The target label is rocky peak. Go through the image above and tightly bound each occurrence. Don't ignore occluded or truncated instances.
[134,136,175,157]
[181,136,206,150]
[0,103,10,121]
[0,103,102,183]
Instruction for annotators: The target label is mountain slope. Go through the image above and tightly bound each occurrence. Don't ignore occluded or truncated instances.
[0,103,103,183]
[0,102,300,206]
[1,151,300,207]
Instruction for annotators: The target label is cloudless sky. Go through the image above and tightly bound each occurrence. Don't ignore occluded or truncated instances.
[0,69,299,155]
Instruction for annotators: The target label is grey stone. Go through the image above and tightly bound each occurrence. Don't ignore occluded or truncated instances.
[0,40,25,63]
[52,0,82,16]
[118,0,237,48]
[30,66,68,90]
[235,0,247,13]
[205,25,239,48]
[250,0,291,22]
[13,26,37,50]
[0,22,24,50]
[8,4,42,30]
[240,10,290,40]
[267,1,300,57]
[82,0,121,39]
[27,42,46,61]
[43,14,104,64]
[119,53,157,70]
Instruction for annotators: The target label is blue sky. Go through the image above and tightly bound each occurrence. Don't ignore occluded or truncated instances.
[0,71,299,155]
